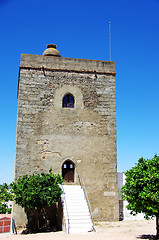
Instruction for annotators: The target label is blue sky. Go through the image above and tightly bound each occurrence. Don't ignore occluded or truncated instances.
[0,0,158,184]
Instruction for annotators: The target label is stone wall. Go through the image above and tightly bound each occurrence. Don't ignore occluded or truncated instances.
[14,54,119,225]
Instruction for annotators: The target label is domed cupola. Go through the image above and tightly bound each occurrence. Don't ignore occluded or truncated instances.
[43,44,61,57]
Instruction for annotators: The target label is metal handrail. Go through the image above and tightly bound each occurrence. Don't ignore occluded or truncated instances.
[77,174,96,232]
[61,184,70,234]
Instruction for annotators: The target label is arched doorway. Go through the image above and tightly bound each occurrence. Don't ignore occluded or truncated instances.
[62,160,75,183]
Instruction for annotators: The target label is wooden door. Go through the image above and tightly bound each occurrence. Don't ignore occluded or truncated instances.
[62,161,74,183]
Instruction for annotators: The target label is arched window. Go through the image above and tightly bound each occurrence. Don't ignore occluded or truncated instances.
[62,94,74,108]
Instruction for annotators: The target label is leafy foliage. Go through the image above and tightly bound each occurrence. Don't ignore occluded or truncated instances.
[121,155,159,237]
[121,155,159,218]
[0,183,13,214]
[11,169,64,210]
[11,169,64,231]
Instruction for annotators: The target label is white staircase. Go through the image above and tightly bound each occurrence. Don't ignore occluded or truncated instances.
[61,185,94,234]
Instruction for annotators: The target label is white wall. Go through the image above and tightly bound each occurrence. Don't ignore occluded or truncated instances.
[117,172,145,220]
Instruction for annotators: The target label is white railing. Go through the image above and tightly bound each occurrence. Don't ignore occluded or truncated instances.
[61,184,70,234]
[77,174,96,232]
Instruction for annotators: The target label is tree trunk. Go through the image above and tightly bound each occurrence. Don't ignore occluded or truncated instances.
[35,209,40,230]
[156,214,159,238]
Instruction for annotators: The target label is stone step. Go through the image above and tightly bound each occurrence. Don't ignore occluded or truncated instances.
[63,202,87,206]
[62,197,86,201]
[64,216,91,221]
[63,212,90,217]
[63,207,89,212]
[65,222,93,228]
[63,192,84,195]
[64,219,92,224]
[66,224,93,234]
[62,185,93,234]
[63,204,88,209]
[67,227,93,234]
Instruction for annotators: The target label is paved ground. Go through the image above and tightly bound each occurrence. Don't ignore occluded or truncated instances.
[0,220,157,240]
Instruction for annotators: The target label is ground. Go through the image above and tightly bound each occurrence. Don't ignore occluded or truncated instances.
[0,220,156,240]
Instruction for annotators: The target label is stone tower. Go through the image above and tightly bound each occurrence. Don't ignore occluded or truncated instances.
[14,44,119,226]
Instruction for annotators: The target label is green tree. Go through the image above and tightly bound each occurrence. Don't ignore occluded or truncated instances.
[11,169,64,232]
[121,155,159,238]
[0,183,13,214]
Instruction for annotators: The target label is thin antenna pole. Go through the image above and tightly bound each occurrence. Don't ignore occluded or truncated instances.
[109,21,111,61]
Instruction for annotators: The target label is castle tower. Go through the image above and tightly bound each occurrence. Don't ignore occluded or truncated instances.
[14,44,119,226]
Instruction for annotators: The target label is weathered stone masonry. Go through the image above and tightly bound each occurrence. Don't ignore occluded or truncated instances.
[14,51,119,225]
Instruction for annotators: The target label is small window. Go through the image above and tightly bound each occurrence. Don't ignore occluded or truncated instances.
[70,164,73,169]
[63,164,67,168]
[62,94,74,108]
